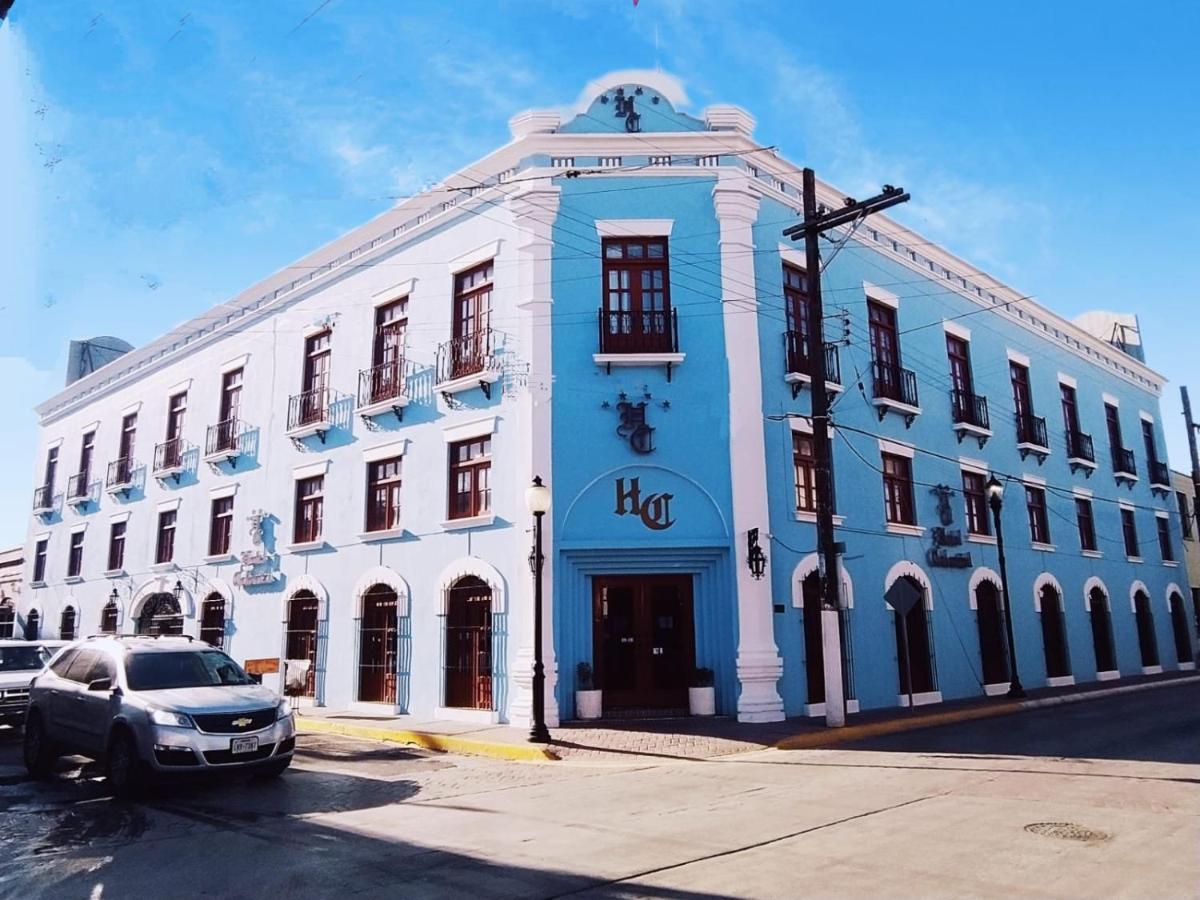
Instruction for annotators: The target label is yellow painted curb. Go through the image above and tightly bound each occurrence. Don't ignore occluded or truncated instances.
[296,717,559,762]
[775,700,1024,750]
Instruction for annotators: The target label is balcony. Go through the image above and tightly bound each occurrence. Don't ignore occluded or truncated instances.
[153,438,187,482]
[106,457,136,496]
[1015,412,1050,462]
[32,484,53,515]
[950,388,991,445]
[1066,429,1097,475]
[1150,459,1170,494]
[594,309,684,381]
[357,359,409,421]
[287,387,332,442]
[1112,446,1138,486]
[871,362,920,426]
[67,472,91,506]
[204,418,246,466]
[435,328,502,398]
[783,331,842,398]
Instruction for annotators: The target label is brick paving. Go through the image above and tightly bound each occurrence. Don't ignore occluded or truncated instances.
[549,717,801,762]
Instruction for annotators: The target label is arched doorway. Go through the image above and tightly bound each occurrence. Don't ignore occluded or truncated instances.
[1169,591,1193,665]
[284,590,319,697]
[800,573,855,707]
[59,606,77,641]
[892,576,936,699]
[358,584,398,704]
[1039,584,1071,679]
[24,609,40,641]
[444,576,492,710]
[100,600,119,634]
[1133,589,1159,668]
[1088,587,1117,674]
[136,594,183,636]
[200,594,226,649]
[974,581,1008,688]
[0,600,14,638]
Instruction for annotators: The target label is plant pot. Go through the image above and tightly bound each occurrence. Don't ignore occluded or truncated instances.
[575,689,603,720]
[688,686,715,717]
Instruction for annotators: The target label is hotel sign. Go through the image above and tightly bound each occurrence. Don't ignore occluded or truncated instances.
[234,509,280,587]
[614,477,675,531]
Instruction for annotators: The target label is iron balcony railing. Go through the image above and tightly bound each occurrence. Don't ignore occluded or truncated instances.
[1016,412,1049,448]
[872,361,919,408]
[1066,429,1095,463]
[358,359,407,407]
[32,484,52,512]
[154,437,185,473]
[597,308,679,355]
[106,457,134,490]
[1113,446,1137,476]
[1150,459,1170,487]
[287,387,331,431]
[784,331,842,385]
[950,388,990,430]
[436,328,498,384]
[205,418,243,456]
[67,472,89,501]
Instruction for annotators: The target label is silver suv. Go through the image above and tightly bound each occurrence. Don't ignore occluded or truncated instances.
[0,640,68,727]
[23,635,296,794]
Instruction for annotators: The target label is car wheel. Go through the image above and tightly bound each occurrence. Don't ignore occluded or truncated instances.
[23,713,58,779]
[254,757,292,779]
[106,729,145,798]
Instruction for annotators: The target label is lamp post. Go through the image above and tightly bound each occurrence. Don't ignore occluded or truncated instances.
[524,476,552,744]
[986,476,1025,698]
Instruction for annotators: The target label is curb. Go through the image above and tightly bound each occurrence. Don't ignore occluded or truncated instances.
[296,717,559,763]
[774,674,1200,751]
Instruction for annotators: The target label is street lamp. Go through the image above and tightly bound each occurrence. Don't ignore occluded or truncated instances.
[524,475,552,744]
[986,476,1025,698]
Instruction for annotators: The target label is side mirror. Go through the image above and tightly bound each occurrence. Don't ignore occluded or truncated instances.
[87,677,113,692]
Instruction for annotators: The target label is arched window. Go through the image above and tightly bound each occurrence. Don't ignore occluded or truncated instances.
[284,590,319,697]
[892,576,937,699]
[358,584,399,704]
[59,605,77,641]
[974,581,1008,687]
[0,600,14,639]
[100,600,119,634]
[1133,589,1159,668]
[136,593,183,636]
[444,576,493,710]
[199,594,226,649]
[1038,584,1071,679]
[1169,591,1194,665]
[1088,588,1117,674]
[25,609,40,641]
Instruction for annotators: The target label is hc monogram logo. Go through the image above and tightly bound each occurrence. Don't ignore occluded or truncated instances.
[616,400,655,454]
[612,87,642,133]
[614,477,675,531]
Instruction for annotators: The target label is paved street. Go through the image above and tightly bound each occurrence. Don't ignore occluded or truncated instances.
[2,684,1198,899]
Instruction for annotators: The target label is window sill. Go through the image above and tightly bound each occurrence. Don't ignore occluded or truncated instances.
[872,397,922,420]
[1081,549,1103,558]
[1096,669,1120,681]
[982,682,1011,697]
[784,372,844,394]
[203,554,235,565]
[30,580,46,589]
[1162,560,1179,567]
[966,533,997,545]
[1031,542,1057,553]
[1114,472,1139,485]
[951,421,992,440]
[897,691,941,708]
[885,523,925,537]
[440,514,496,531]
[1067,456,1097,470]
[794,511,846,526]
[1126,556,1144,564]
[593,352,685,369]
[357,396,411,419]
[149,562,177,573]
[103,568,126,579]
[1016,441,1051,458]
[64,575,84,584]
[1141,665,1163,676]
[1046,675,1075,688]
[358,528,411,543]
[285,420,332,441]
[435,368,501,397]
[286,540,328,553]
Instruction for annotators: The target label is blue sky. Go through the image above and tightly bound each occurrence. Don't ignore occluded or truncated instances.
[1,1,1197,546]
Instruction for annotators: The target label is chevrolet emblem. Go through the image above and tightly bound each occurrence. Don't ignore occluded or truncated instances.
[232,717,253,728]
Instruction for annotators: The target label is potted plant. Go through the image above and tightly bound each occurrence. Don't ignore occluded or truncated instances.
[575,662,602,720]
[689,667,716,716]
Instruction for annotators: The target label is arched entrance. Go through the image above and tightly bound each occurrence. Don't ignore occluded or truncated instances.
[136,594,183,636]
[284,590,319,697]
[1089,587,1117,674]
[358,584,398,704]
[892,576,936,698]
[1133,589,1159,668]
[25,609,40,641]
[974,581,1008,687]
[0,600,14,638]
[1169,591,1194,665]
[59,606,77,641]
[800,573,855,707]
[444,576,493,710]
[200,594,226,648]
[100,599,119,634]
[1038,584,1071,679]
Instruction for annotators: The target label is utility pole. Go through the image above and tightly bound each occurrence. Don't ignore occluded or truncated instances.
[785,169,909,727]
[1183,387,1200,535]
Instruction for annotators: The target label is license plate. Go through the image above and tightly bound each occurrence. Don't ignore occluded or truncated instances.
[230,736,259,755]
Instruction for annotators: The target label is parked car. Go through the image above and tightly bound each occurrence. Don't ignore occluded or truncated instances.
[0,639,68,728]
[23,635,295,794]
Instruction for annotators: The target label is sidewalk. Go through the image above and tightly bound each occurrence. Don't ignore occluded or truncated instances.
[294,669,1200,763]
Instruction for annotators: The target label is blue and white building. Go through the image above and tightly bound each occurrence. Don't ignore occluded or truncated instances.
[15,71,1195,725]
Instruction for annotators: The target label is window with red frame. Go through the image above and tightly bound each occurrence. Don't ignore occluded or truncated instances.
[294,476,324,543]
[366,456,403,532]
[600,237,671,353]
[209,495,234,556]
[448,437,491,520]
[881,453,915,525]
[792,432,816,513]
[155,510,177,564]
[961,470,990,536]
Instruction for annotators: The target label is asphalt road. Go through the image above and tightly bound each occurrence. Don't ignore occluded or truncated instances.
[1,683,1198,899]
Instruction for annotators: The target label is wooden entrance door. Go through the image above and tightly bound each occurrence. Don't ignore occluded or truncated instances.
[893,578,936,696]
[285,591,319,697]
[444,577,492,710]
[359,586,398,704]
[974,581,1009,686]
[593,575,694,709]
[800,573,855,706]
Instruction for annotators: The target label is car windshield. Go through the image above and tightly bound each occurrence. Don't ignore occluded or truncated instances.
[125,650,254,691]
[0,646,49,672]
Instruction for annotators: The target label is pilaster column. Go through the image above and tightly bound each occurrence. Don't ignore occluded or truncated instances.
[712,172,785,723]
[507,179,560,728]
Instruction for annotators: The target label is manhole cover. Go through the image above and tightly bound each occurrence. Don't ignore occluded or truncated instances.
[1024,822,1110,842]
